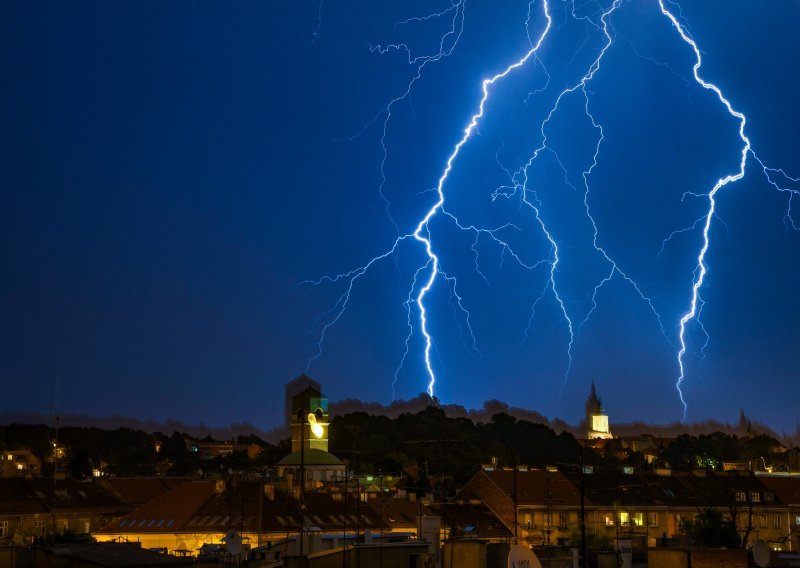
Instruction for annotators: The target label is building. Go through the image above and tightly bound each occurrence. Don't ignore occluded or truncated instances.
[284,373,321,429]
[93,479,388,557]
[0,478,131,545]
[585,381,613,440]
[458,466,800,552]
[276,383,345,488]
[1,450,41,478]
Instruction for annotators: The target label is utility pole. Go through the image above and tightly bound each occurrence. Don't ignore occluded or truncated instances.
[342,462,348,568]
[299,412,305,557]
[401,438,463,565]
[545,476,552,546]
[579,449,587,568]
[512,455,519,544]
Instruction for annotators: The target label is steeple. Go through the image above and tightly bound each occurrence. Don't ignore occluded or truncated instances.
[585,380,612,440]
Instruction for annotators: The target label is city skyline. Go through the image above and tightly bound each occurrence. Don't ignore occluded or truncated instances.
[2,1,798,432]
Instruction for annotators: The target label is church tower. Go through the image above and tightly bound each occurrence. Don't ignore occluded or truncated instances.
[585,380,613,440]
[290,384,330,453]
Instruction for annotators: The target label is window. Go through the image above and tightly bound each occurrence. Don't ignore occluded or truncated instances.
[632,513,643,527]
[795,516,800,526]
[559,513,568,530]
[619,512,630,526]
[735,491,747,502]
[605,515,615,526]
[759,514,768,528]
[34,521,46,536]
[751,492,761,503]
[774,515,782,529]
[0,521,8,538]
[648,512,659,527]
[764,491,775,503]
[676,514,687,534]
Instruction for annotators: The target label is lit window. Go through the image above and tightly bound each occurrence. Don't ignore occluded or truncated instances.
[632,513,643,527]
[619,512,630,526]
[795,516,800,526]
[605,515,615,526]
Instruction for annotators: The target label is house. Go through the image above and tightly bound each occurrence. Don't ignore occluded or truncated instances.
[0,450,41,478]
[0,478,131,545]
[458,466,800,552]
[93,479,388,557]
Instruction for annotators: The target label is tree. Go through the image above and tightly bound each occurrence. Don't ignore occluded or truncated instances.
[687,508,739,548]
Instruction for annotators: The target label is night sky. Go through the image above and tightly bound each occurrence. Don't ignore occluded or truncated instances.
[2,1,799,433]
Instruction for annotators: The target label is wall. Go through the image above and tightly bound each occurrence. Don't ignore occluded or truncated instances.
[648,548,748,568]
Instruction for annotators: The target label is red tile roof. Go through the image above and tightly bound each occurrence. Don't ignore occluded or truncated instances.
[98,478,191,506]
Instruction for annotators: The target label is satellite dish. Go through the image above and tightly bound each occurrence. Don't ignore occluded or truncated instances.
[508,544,542,568]
[222,531,243,555]
[752,540,770,568]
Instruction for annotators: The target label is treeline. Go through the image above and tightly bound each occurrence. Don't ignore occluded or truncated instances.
[0,407,792,482]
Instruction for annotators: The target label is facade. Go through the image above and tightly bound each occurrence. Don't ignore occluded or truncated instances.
[459,466,800,552]
[0,478,131,545]
[0,450,41,478]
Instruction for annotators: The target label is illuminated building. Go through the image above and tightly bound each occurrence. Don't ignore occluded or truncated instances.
[585,381,613,440]
[459,466,800,552]
[277,381,345,488]
[1,450,41,478]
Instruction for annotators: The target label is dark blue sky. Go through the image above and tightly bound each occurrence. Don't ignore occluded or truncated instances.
[2,1,798,433]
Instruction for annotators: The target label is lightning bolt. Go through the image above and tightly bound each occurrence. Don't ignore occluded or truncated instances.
[304,0,798,414]
[306,0,554,398]
[509,0,667,396]
[659,0,799,420]
[410,0,554,397]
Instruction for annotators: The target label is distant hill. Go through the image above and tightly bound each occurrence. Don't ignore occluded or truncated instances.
[2,396,795,446]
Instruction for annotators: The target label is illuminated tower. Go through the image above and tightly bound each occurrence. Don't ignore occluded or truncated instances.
[290,385,329,452]
[585,380,613,440]
[278,381,344,488]
[285,374,321,428]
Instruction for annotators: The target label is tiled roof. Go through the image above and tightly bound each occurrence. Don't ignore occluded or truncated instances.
[371,495,425,529]
[482,469,584,507]
[98,481,217,534]
[0,478,48,515]
[754,475,800,507]
[430,502,513,539]
[477,468,795,509]
[98,481,388,535]
[0,478,130,515]
[97,478,191,506]
[42,542,192,568]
